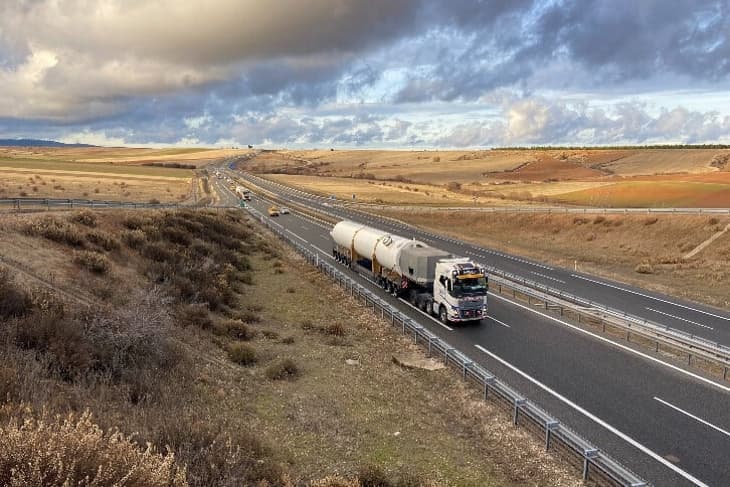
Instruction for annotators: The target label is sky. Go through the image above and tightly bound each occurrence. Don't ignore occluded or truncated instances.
[1,0,730,148]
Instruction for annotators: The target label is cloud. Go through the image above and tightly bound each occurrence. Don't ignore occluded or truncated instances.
[1,0,730,147]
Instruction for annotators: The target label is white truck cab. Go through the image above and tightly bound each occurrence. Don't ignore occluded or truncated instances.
[433,259,488,323]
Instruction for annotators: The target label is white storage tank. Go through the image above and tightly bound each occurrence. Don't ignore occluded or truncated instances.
[374,235,410,272]
[330,221,366,250]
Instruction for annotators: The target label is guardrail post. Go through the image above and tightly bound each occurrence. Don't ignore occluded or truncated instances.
[545,420,559,450]
[724,366,728,381]
[463,360,473,380]
[444,347,454,364]
[582,449,599,480]
[513,398,527,424]
[483,375,495,399]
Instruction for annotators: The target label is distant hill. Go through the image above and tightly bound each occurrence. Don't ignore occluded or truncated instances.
[0,139,96,147]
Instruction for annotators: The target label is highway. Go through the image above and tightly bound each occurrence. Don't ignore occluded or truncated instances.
[211,160,729,486]
[239,171,730,349]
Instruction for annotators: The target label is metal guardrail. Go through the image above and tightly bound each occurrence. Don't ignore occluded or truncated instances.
[346,204,730,215]
[245,205,649,487]
[0,197,187,210]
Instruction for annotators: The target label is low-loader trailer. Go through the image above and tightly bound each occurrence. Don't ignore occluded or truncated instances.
[331,220,487,324]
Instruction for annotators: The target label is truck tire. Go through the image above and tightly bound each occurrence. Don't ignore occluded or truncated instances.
[439,305,449,324]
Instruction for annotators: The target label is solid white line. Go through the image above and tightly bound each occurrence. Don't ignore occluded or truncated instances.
[646,307,713,330]
[531,271,566,284]
[488,316,511,328]
[571,274,730,322]
[284,228,308,243]
[474,345,711,487]
[487,292,730,394]
[654,397,730,439]
[310,243,334,258]
[398,297,454,331]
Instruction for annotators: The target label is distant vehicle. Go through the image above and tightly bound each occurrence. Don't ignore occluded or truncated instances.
[329,195,336,200]
[235,185,252,201]
[280,207,290,214]
[268,206,280,217]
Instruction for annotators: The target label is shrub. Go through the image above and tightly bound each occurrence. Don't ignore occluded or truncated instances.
[227,343,256,366]
[0,410,186,487]
[85,230,120,251]
[325,323,346,337]
[432,156,440,162]
[0,268,33,319]
[214,319,254,341]
[24,216,85,247]
[151,419,278,486]
[281,336,295,344]
[635,263,654,274]
[265,359,299,380]
[358,464,392,487]
[709,217,720,225]
[593,216,605,224]
[446,181,461,191]
[149,198,161,205]
[121,229,147,249]
[73,250,111,274]
[69,210,97,227]
[175,304,213,330]
[644,217,658,226]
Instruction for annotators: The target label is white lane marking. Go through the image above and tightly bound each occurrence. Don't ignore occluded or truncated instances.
[284,229,307,242]
[654,397,730,439]
[488,316,511,328]
[572,274,730,322]
[530,271,566,284]
[474,345,711,487]
[646,307,713,330]
[397,298,454,331]
[310,244,334,258]
[488,292,730,394]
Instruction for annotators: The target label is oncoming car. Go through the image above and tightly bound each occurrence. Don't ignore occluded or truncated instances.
[268,206,280,217]
[280,207,291,214]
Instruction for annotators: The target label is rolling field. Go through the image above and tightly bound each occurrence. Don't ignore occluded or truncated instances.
[249,148,730,208]
[554,179,730,207]
[0,147,251,167]
[0,147,204,202]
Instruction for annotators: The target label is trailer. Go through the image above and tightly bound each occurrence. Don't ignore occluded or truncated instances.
[330,220,487,324]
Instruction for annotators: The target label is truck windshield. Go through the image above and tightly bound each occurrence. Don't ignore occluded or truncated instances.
[452,277,487,297]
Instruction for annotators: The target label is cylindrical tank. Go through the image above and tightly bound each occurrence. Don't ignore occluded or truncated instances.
[331,220,426,273]
[330,220,366,251]
[375,235,411,272]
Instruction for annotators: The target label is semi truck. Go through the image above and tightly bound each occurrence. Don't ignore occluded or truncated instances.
[330,220,488,324]
[234,185,252,201]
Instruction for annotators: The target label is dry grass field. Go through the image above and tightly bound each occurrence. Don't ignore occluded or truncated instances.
[0,146,233,202]
[0,209,581,486]
[245,148,730,208]
[381,209,730,309]
[0,147,251,167]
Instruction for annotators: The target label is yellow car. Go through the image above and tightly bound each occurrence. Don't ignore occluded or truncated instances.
[268,206,280,217]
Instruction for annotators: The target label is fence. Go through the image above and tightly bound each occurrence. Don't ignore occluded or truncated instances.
[0,197,187,211]
[245,205,649,487]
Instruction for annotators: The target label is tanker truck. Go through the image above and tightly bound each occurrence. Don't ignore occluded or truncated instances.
[330,220,488,324]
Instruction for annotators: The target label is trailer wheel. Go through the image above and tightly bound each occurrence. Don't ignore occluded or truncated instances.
[439,305,449,324]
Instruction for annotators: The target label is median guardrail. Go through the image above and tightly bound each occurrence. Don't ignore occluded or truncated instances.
[245,205,648,487]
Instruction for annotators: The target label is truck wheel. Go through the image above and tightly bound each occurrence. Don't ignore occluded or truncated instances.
[439,305,448,324]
